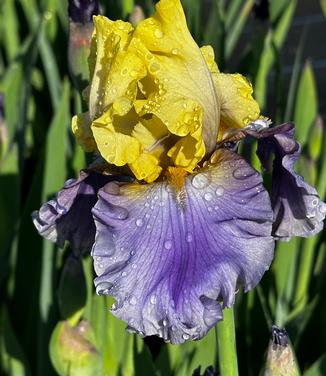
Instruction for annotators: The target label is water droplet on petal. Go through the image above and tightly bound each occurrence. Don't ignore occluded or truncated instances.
[162,319,168,327]
[154,29,164,38]
[215,186,224,196]
[149,62,160,74]
[233,166,255,180]
[182,333,190,340]
[121,271,127,277]
[171,48,178,55]
[192,173,209,189]
[204,192,213,201]
[136,218,144,227]
[312,198,319,207]
[319,202,326,214]
[150,295,157,305]
[111,303,117,310]
[96,282,112,295]
[164,240,172,250]
[130,250,135,256]
[129,295,137,305]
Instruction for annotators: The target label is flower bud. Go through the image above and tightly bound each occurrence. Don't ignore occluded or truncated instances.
[50,320,101,375]
[129,5,145,26]
[68,0,99,91]
[264,325,300,376]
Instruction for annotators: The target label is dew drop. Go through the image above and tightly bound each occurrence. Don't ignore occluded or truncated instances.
[149,62,160,74]
[111,303,117,310]
[192,173,209,189]
[129,296,137,305]
[233,166,254,180]
[162,319,168,327]
[182,333,190,340]
[96,282,112,295]
[164,240,172,250]
[150,295,157,305]
[171,48,178,55]
[204,192,213,201]
[136,218,144,227]
[215,185,224,196]
[121,271,127,277]
[312,198,319,207]
[130,250,135,256]
[154,29,164,38]
[319,203,326,214]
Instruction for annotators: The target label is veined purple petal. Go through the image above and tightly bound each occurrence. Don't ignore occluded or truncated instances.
[32,170,122,254]
[92,149,274,343]
[246,123,326,240]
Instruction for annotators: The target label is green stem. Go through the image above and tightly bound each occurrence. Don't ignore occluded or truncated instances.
[217,307,239,376]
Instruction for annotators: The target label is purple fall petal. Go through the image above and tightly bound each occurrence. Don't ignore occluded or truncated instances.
[92,149,274,343]
[246,122,326,240]
[32,170,121,254]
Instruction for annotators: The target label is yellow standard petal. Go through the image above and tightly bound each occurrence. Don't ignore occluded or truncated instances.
[131,0,220,154]
[215,73,260,133]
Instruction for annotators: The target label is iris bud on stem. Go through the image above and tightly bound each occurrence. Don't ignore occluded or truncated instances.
[263,325,300,376]
[68,0,99,91]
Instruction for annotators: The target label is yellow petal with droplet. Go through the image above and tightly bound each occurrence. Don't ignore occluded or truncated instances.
[71,113,96,152]
[88,16,146,119]
[91,109,141,166]
[131,0,220,153]
[200,45,219,74]
[167,114,205,172]
[129,153,162,183]
[214,73,260,139]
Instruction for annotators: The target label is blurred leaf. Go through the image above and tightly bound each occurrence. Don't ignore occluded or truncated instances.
[225,0,255,61]
[121,0,134,18]
[50,320,102,376]
[133,337,156,376]
[0,146,19,257]
[284,28,306,122]
[1,0,20,61]
[270,0,290,22]
[303,353,326,376]
[58,256,87,324]
[20,0,62,109]
[37,80,70,375]
[88,294,134,375]
[308,116,323,161]
[225,0,242,31]
[0,307,30,376]
[294,61,318,146]
[183,0,201,40]
[166,326,217,375]
[255,0,296,109]
[320,0,326,19]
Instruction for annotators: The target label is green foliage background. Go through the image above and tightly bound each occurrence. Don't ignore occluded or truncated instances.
[0,0,325,375]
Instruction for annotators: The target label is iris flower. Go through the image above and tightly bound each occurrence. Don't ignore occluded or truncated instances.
[33,0,325,344]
